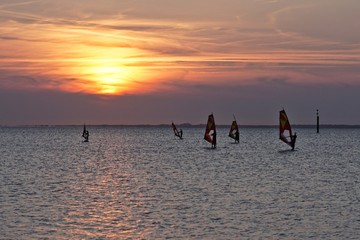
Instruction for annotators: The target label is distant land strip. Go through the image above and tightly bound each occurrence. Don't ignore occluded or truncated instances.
[2,124,360,128]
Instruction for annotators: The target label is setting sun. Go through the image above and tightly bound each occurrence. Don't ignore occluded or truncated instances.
[86,63,134,95]
[61,43,147,95]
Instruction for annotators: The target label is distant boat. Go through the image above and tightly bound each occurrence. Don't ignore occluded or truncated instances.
[279,109,297,150]
[82,124,89,142]
[228,115,239,143]
[172,122,183,139]
[204,113,216,148]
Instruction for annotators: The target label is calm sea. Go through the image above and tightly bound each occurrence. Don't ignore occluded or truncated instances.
[1,126,360,239]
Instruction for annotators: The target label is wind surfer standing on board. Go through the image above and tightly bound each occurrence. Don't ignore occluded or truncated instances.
[212,130,217,148]
[235,129,239,143]
[83,130,89,142]
[291,132,297,150]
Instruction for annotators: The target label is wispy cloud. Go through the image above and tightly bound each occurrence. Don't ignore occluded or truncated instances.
[1,0,360,97]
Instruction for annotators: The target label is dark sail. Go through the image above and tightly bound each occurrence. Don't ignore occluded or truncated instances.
[172,122,182,139]
[279,109,296,149]
[204,114,216,147]
[228,120,239,142]
[82,124,87,138]
[82,124,89,142]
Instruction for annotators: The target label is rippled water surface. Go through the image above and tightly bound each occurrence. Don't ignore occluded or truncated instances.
[1,126,360,239]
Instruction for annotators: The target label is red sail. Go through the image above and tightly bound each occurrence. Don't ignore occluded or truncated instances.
[204,114,216,144]
[279,109,296,148]
[228,120,239,140]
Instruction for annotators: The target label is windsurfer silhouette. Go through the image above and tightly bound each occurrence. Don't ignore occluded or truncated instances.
[83,130,89,142]
[212,131,217,148]
[179,129,183,139]
[291,132,297,150]
[235,130,239,143]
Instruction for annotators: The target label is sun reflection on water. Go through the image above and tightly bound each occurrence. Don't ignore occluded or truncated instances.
[58,139,154,239]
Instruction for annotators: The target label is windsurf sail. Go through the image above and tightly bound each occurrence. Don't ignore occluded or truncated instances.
[279,109,296,149]
[82,123,89,142]
[172,122,183,139]
[228,115,239,143]
[204,113,216,147]
[82,124,87,138]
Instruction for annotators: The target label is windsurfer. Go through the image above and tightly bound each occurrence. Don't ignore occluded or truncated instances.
[235,130,239,143]
[212,131,217,148]
[83,130,89,142]
[172,122,183,139]
[291,132,297,150]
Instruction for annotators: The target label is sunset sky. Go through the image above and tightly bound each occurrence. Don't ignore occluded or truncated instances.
[1,0,360,125]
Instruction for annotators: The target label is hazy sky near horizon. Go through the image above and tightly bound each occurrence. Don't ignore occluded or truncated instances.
[1,0,360,125]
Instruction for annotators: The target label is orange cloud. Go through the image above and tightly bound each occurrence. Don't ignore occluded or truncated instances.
[1,0,360,97]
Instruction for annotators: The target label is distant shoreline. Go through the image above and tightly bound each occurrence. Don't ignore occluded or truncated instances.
[2,124,360,128]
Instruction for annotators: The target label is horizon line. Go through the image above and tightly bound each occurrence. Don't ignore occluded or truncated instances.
[2,123,360,128]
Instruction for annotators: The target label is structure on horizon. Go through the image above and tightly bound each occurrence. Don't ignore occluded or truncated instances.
[317,109,319,134]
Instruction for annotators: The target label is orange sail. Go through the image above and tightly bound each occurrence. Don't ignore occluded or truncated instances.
[279,109,296,149]
[204,114,216,144]
[228,119,239,142]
